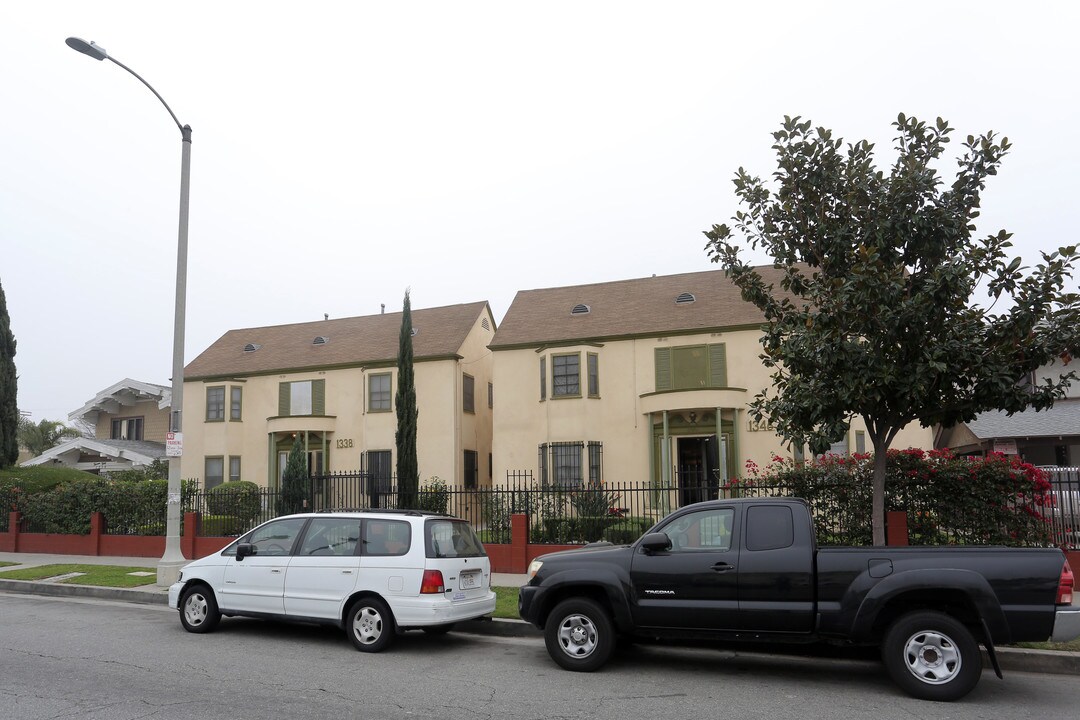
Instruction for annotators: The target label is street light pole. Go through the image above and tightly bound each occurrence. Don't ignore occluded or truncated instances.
[65,37,191,585]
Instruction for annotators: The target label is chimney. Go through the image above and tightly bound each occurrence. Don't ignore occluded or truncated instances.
[381,304,385,314]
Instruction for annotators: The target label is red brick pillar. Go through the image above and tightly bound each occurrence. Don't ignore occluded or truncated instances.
[90,512,105,555]
[183,512,200,559]
[2,511,19,552]
[886,511,909,546]
[510,513,529,574]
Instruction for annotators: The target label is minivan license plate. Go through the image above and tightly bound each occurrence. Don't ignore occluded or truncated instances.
[460,571,480,589]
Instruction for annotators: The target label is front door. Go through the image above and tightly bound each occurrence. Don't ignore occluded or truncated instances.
[629,506,739,630]
[220,517,307,614]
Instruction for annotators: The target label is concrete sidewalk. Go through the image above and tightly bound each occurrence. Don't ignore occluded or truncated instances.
[2,551,1077,677]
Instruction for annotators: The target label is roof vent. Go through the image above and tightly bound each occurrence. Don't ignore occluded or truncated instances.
[243,343,261,353]
[481,318,491,331]
[313,336,329,345]
[571,304,591,315]
[675,292,696,304]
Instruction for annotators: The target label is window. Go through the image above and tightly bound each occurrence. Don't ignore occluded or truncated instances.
[205,456,224,490]
[588,441,603,484]
[368,373,391,412]
[229,456,242,482]
[855,430,866,454]
[206,386,225,421]
[463,373,475,413]
[464,450,478,489]
[363,519,411,556]
[364,450,393,495]
[538,443,548,484]
[300,518,360,556]
[110,417,143,441]
[828,436,849,456]
[654,344,727,391]
[230,386,243,421]
[552,353,580,397]
[539,357,547,401]
[426,519,486,558]
[661,508,734,552]
[587,353,599,397]
[278,379,325,416]
[488,382,494,409]
[551,441,584,487]
[746,506,794,551]
[244,517,307,556]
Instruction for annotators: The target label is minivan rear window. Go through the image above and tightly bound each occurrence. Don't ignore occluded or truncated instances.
[426,519,487,558]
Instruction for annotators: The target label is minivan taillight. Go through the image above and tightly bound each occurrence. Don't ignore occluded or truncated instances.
[420,569,445,594]
[1057,561,1074,605]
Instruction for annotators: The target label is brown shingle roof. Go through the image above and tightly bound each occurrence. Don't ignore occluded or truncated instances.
[490,267,789,349]
[185,302,491,379]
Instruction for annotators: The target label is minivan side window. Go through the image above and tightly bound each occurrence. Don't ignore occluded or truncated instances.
[362,519,411,556]
[221,518,308,557]
[745,505,794,551]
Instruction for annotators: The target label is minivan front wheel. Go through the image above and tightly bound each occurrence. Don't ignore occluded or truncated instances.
[179,585,221,634]
[347,598,395,652]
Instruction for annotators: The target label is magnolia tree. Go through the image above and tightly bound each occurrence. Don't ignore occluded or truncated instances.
[705,114,1080,546]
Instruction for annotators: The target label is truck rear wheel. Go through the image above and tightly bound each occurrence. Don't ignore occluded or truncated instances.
[545,598,615,672]
[881,611,982,701]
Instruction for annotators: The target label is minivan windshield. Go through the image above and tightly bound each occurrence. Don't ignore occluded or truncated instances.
[426,519,487,558]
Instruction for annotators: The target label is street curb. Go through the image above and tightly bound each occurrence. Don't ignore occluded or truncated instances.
[3,580,1076,676]
[0,578,169,606]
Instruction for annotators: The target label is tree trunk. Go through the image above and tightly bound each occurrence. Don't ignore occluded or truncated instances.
[871,447,887,546]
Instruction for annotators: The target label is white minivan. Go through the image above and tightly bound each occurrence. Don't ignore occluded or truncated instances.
[168,509,496,652]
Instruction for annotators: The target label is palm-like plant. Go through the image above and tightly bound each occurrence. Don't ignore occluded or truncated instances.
[17,418,80,457]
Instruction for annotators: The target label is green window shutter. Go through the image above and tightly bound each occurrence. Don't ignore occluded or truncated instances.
[313,379,326,415]
[709,343,727,388]
[654,347,671,391]
[278,382,290,416]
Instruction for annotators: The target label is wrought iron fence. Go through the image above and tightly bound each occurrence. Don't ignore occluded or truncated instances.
[1043,467,1080,549]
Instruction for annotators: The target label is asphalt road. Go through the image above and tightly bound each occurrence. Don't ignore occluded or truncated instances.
[2,591,1078,720]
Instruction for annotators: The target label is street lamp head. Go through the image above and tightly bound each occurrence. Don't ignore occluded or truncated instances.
[65,37,108,61]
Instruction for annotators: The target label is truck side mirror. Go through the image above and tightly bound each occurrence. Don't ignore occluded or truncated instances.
[236,542,256,561]
[640,532,671,553]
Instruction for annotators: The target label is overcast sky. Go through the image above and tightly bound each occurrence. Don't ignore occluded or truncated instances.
[3,1,1077,423]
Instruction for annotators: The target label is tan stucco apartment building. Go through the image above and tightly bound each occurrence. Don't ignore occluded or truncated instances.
[489,268,933,500]
[180,302,496,490]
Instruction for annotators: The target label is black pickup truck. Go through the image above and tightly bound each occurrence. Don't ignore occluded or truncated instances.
[518,498,1079,701]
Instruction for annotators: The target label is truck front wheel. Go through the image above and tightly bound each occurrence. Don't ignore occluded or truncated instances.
[545,598,615,672]
[882,611,982,701]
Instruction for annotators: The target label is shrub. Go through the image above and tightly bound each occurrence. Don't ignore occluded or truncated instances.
[200,514,248,536]
[602,517,650,544]
[416,476,449,514]
[205,481,261,521]
[741,449,1054,547]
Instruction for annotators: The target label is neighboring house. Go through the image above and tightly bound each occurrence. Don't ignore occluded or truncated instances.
[180,302,495,490]
[489,268,933,503]
[937,359,1080,465]
[21,378,170,472]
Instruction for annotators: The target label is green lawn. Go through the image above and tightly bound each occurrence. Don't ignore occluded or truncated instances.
[0,561,17,568]
[0,564,157,588]
[493,586,519,619]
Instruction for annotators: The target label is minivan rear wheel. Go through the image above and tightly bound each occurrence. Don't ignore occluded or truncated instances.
[346,598,395,652]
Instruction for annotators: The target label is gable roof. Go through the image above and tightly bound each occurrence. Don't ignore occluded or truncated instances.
[21,438,166,468]
[68,378,172,424]
[961,398,1080,440]
[185,302,492,379]
[490,266,791,349]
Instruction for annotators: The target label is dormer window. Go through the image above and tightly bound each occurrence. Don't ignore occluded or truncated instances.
[571,304,591,315]
[675,292,696,305]
[243,343,261,353]
[313,336,329,345]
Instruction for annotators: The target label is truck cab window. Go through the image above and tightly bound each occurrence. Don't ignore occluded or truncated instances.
[663,508,733,552]
[745,505,794,551]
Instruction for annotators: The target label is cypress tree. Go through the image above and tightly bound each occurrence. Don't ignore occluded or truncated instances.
[278,435,309,515]
[0,279,18,468]
[395,289,419,509]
